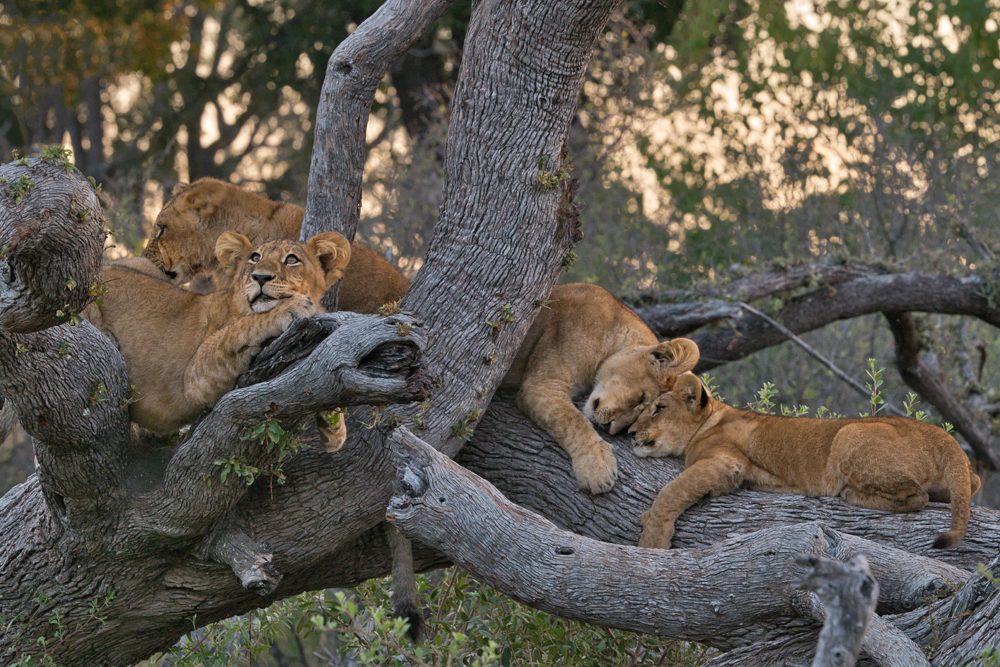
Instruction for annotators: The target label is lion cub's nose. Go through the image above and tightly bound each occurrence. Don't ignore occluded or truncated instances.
[252,272,275,286]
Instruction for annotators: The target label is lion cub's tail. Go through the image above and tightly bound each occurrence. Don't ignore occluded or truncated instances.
[933,440,980,549]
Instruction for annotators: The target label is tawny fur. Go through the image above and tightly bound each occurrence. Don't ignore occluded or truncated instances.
[142,178,409,313]
[85,232,351,435]
[501,283,699,494]
[631,374,982,549]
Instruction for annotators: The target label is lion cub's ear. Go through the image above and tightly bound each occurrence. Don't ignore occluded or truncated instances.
[215,232,253,274]
[306,232,352,288]
[170,182,190,197]
[182,179,229,219]
[674,373,709,413]
[651,338,700,377]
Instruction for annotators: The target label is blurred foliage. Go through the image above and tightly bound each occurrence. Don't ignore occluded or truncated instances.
[142,569,711,666]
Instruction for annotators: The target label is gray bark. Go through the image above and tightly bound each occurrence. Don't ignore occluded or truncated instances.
[797,555,880,667]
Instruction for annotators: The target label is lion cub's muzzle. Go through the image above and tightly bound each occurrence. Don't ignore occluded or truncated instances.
[245,274,287,313]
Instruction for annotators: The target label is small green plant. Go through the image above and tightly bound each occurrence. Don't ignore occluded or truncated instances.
[212,457,261,486]
[240,417,303,488]
[39,145,74,171]
[486,303,516,334]
[396,320,412,336]
[378,300,401,316]
[56,341,71,359]
[699,372,725,404]
[451,406,482,440]
[89,381,108,404]
[9,174,35,203]
[864,358,886,416]
[87,589,116,628]
[902,392,930,421]
[814,405,845,419]
[779,404,810,417]
[536,155,572,190]
[561,250,577,268]
[748,381,778,414]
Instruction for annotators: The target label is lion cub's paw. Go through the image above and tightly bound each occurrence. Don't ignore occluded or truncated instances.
[638,511,674,549]
[317,409,347,453]
[283,294,317,321]
[573,440,618,495]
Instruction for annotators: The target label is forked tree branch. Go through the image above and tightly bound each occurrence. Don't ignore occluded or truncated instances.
[302,0,456,246]
[387,427,971,658]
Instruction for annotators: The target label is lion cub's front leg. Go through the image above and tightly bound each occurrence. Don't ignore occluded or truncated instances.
[183,296,315,411]
[640,453,746,548]
[517,378,618,494]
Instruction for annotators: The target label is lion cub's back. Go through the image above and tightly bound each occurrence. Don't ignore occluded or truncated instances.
[503,282,656,386]
[84,263,210,423]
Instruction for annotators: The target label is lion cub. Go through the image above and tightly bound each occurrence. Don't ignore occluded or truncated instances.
[84,231,351,436]
[500,283,700,493]
[631,373,981,549]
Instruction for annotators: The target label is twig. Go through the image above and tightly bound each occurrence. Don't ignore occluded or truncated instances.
[738,302,904,416]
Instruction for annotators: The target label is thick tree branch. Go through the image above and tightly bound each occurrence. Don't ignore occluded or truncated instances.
[631,265,1000,368]
[0,159,130,519]
[129,313,429,542]
[302,0,456,255]
[387,427,971,661]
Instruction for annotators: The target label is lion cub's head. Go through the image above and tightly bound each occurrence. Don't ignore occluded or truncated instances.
[583,338,699,435]
[629,373,714,458]
[215,231,351,313]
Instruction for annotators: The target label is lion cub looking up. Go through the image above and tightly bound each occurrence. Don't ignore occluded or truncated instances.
[84,231,351,435]
[631,373,981,549]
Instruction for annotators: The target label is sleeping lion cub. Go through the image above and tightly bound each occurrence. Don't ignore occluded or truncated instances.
[631,373,981,549]
[85,231,351,438]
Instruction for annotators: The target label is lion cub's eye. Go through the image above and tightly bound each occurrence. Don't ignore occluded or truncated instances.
[651,404,664,417]
[284,254,301,266]
[248,252,262,264]
[154,224,166,239]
